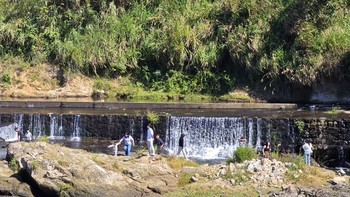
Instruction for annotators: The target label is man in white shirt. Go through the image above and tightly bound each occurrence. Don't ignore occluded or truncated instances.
[302,141,312,166]
[147,124,155,156]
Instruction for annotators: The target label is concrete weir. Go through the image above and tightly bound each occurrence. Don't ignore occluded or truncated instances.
[0,101,297,109]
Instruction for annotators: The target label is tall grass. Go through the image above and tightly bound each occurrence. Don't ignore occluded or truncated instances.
[0,0,350,95]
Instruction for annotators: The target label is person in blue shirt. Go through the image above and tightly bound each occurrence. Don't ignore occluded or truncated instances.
[116,132,135,156]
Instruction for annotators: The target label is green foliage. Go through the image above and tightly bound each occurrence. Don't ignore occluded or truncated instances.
[1,72,11,85]
[232,146,258,163]
[270,151,279,160]
[177,172,194,187]
[167,156,200,170]
[136,146,147,157]
[8,157,19,172]
[324,106,341,115]
[35,136,49,143]
[0,0,350,95]
[223,169,252,185]
[31,160,41,171]
[295,120,305,133]
[146,110,159,124]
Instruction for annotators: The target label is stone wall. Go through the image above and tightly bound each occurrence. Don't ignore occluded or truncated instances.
[0,113,349,167]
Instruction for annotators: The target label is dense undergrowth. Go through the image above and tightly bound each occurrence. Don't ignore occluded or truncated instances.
[0,0,350,97]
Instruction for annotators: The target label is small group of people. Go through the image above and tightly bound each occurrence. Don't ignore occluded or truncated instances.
[114,124,165,157]
[259,140,313,166]
[15,127,32,142]
[113,124,188,159]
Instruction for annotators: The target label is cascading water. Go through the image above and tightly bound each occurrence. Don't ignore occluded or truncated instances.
[0,123,18,141]
[129,118,135,137]
[49,114,65,140]
[256,118,262,151]
[166,116,263,160]
[49,113,56,139]
[248,118,254,146]
[28,114,45,138]
[139,116,144,143]
[71,115,81,141]
[14,114,24,131]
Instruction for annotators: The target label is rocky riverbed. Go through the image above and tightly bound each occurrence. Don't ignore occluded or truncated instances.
[1,142,349,197]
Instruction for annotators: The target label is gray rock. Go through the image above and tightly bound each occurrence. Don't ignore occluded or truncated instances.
[6,142,178,197]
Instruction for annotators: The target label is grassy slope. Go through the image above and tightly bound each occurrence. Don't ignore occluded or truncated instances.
[0,0,349,101]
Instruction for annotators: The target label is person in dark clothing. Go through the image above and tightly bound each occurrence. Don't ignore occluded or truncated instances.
[15,127,23,142]
[176,133,188,160]
[262,142,271,158]
[155,134,164,154]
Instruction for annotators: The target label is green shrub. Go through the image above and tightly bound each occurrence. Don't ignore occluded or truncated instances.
[146,110,159,124]
[324,106,341,115]
[135,146,147,157]
[232,146,258,163]
[8,157,19,172]
[1,73,11,85]
[295,120,305,133]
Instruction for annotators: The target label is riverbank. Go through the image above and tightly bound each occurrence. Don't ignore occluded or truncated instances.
[1,142,349,197]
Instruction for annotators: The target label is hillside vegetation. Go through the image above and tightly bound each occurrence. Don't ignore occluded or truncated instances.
[0,0,349,99]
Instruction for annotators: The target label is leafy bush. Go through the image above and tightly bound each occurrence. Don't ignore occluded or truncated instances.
[8,157,19,172]
[295,120,305,133]
[135,146,147,157]
[232,146,258,163]
[1,0,350,96]
[1,73,11,85]
[146,110,159,124]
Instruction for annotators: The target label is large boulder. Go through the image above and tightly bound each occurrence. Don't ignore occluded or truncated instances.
[0,160,33,197]
[6,142,177,197]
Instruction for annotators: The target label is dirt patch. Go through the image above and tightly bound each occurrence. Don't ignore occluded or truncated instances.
[0,64,94,98]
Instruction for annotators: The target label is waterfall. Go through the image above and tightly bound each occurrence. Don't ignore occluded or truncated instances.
[338,146,345,167]
[166,116,264,159]
[256,118,262,151]
[129,118,135,137]
[14,114,24,131]
[139,116,144,144]
[49,113,56,139]
[28,114,45,138]
[0,123,18,141]
[71,115,81,141]
[248,118,254,146]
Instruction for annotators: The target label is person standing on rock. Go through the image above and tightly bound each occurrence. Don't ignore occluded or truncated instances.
[177,133,188,160]
[155,134,164,154]
[302,141,312,166]
[262,142,271,158]
[25,130,32,142]
[146,124,155,156]
[116,132,135,156]
[15,127,23,142]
